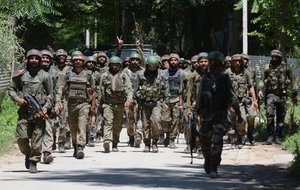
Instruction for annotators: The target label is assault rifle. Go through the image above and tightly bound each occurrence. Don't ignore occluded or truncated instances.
[24,94,49,120]
[189,113,196,164]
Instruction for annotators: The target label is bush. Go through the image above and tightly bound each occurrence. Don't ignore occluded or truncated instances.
[0,93,18,155]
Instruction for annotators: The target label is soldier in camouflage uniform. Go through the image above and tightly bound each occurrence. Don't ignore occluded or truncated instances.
[258,50,298,145]
[55,54,95,159]
[122,52,144,148]
[135,55,169,152]
[40,49,56,164]
[241,53,258,145]
[225,54,258,148]
[98,56,133,153]
[161,53,184,149]
[161,54,170,70]
[9,49,53,173]
[185,52,209,154]
[196,51,242,178]
[84,56,101,147]
[54,49,72,152]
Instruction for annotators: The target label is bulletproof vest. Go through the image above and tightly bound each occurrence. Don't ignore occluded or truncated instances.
[200,73,230,112]
[21,70,48,106]
[228,70,248,98]
[265,63,289,93]
[102,72,126,104]
[167,69,181,97]
[67,70,91,101]
[123,67,140,94]
[138,71,163,102]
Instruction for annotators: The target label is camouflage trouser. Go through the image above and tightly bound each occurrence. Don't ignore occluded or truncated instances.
[16,111,46,162]
[265,93,287,137]
[56,100,69,144]
[141,105,161,144]
[200,111,227,171]
[42,117,54,153]
[161,102,180,140]
[102,103,124,145]
[68,102,90,147]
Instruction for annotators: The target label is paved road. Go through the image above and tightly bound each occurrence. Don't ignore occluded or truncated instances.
[1,128,299,190]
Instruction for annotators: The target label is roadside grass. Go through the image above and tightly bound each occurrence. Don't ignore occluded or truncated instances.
[0,93,18,156]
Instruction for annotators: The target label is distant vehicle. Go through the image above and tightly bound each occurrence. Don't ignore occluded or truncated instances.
[108,44,157,61]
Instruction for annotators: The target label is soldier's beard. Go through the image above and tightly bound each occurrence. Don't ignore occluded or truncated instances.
[270,60,281,67]
[109,68,119,75]
[41,62,51,70]
[144,69,158,82]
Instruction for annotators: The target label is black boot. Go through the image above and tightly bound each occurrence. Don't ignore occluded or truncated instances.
[152,140,158,153]
[25,155,30,169]
[29,161,38,173]
[73,144,77,158]
[128,136,134,147]
[76,145,84,159]
[157,133,165,145]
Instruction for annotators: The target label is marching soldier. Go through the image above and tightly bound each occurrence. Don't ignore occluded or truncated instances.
[9,49,53,173]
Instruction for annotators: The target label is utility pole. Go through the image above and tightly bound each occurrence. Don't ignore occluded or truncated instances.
[242,0,248,54]
[86,29,90,49]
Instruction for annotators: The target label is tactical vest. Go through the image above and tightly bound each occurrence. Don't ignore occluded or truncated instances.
[200,73,231,112]
[21,70,48,106]
[167,69,181,97]
[265,63,289,94]
[102,72,127,104]
[123,67,141,94]
[67,70,91,101]
[138,72,163,103]
[228,70,248,98]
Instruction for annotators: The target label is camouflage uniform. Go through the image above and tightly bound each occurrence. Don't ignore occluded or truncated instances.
[258,50,298,144]
[225,54,257,147]
[9,49,53,173]
[53,49,72,152]
[56,54,95,159]
[98,56,133,152]
[135,55,169,152]
[196,51,241,178]
[161,53,184,149]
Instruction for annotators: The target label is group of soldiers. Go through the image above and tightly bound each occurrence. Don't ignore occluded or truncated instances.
[9,37,298,179]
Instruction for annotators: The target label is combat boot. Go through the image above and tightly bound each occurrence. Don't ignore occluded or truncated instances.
[143,143,151,152]
[25,155,30,169]
[58,143,65,153]
[64,132,71,149]
[203,158,210,174]
[152,141,158,153]
[43,152,54,164]
[128,136,134,147]
[73,144,77,157]
[103,141,110,153]
[87,136,95,147]
[76,145,84,159]
[274,136,282,145]
[29,161,38,173]
[163,137,169,147]
[157,133,165,145]
[134,134,142,148]
[266,135,274,145]
[168,140,176,149]
[112,143,119,152]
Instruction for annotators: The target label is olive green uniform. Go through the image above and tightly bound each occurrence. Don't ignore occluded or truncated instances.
[9,69,53,162]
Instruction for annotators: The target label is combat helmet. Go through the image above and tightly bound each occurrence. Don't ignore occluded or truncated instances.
[129,52,141,60]
[55,49,67,57]
[85,56,97,64]
[109,56,122,66]
[146,55,159,66]
[26,49,42,59]
[41,49,53,59]
[71,50,83,57]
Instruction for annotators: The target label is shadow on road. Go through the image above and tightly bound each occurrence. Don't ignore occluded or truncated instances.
[5,163,300,189]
